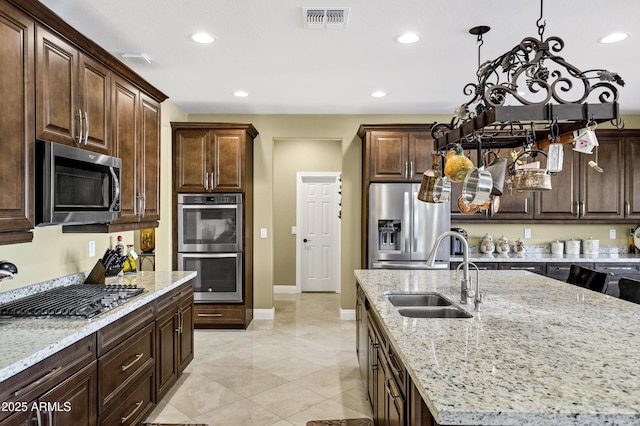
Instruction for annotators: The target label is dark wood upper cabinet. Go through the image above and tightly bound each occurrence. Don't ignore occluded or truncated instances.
[0,2,34,244]
[626,133,640,219]
[36,25,111,154]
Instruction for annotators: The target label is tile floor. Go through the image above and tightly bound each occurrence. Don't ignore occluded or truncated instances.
[143,292,373,426]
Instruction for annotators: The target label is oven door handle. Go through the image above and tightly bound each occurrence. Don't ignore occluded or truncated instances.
[178,205,238,210]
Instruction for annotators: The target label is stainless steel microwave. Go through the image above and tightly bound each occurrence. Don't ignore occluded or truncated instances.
[36,141,121,226]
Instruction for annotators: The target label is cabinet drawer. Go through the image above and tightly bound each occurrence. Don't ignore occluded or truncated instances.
[546,262,594,281]
[98,365,154,426]
[0,334,96,420]
[156,281,194,317]
[194,304,244,326]
[595,263,640,281]
[97,303,155,356]
[98,322,154,413]
[499,263,545,275]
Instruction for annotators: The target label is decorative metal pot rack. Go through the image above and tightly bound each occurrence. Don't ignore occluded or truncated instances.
[431,1,625,158]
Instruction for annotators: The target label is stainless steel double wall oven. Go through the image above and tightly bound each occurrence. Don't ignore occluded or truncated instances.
[177,194,243,302]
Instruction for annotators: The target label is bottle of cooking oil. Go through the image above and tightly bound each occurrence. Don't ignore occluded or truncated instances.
[123,244,138,274]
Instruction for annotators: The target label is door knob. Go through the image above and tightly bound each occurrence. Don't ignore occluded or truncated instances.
[303,238,310,243]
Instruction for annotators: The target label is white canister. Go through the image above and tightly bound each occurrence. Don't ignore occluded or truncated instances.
[565,238,581,256]
[551,240,564,255]
[583,237,600,255]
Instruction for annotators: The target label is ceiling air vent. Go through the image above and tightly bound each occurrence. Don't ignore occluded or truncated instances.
[303,7,350,29]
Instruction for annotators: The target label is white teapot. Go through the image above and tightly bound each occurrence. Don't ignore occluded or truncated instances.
[479,233,495,254]
[496,235,510,254]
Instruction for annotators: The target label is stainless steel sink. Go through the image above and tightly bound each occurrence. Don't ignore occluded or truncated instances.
[383,292,472,318]
[384,292,453,307]
[396,306,472,319]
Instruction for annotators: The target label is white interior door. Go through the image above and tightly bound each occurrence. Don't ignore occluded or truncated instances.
[297,173,341,292]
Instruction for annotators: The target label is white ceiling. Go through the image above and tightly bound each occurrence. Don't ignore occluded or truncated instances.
[39,0,640,116]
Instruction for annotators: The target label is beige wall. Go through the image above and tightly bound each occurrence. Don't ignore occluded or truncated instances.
[273,138,342,286]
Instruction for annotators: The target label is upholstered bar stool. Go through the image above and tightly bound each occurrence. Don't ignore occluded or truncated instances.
[566,264,611,293]
[618,277,640,304]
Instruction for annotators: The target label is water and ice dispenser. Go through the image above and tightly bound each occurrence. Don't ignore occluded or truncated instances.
[377,220,401,251]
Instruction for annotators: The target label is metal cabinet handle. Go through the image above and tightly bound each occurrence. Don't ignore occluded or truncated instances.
[524,198,528,214]
[13,366,62,397]
[84,111,89,144]
[121,400,144,424]
[580,201,585,217]
[171,291,185,301]
[76,109,83,145]
[626,202,630,216]
[204,172,209,190]
[409,161,414,178]
[385,378,401,399]
[404,161,408,179]
[198,313,222,317]
[121,353,144,371]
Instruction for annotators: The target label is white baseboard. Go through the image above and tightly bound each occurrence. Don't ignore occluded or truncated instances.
[273,285,299,294]
[253,307,275,320]
[340,308,356,321]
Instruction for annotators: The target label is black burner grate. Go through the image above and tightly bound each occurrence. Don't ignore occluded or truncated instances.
[0,284,144,319]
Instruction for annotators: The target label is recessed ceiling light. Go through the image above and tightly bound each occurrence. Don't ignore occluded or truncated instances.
[371,91,386,98]
[233,91,248,97]
[397,33,421,44]
[598,32,630,44]
[192,32,215,44]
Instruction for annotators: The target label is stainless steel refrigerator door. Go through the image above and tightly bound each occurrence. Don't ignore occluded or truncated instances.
[368,183,411,263]
[411,183,451,262]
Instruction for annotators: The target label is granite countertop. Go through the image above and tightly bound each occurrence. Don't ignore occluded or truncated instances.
[0,271,196,383]
[354,269,640,426]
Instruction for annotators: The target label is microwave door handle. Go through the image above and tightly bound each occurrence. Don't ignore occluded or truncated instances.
[109,167,121,212]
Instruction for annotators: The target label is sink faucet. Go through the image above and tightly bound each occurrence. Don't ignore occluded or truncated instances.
[457,261,483,312]
[426,231,472,305]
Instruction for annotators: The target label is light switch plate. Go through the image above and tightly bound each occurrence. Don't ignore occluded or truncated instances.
[260,228,267,239]
[524,228,532,239]
[610,229,616,239]
[89,240,96,257]
[291,226,297,234]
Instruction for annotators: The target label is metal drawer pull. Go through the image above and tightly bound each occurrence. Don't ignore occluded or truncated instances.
[198,313,223,317]
[13,366,62,397]
[121,400,144,424]
[171,291,185,301]
[386,378,401,399]
[510,266,536,270]
[121,353,144,372]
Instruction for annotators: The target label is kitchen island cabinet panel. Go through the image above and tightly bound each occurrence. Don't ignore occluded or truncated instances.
[40,360,97,426]
[0,2,34,245]
[97,365,154,426]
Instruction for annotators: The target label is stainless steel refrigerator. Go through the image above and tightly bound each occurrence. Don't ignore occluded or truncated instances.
[368,183,450,269]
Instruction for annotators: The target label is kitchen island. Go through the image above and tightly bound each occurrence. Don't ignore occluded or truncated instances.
[355,269,640,426]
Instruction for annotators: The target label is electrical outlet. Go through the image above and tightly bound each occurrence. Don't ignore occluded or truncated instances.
[260,228,267,239]
[291,226,297,234]
[88,240,96,257]
[610,229,616,239]
[524,228,532,239]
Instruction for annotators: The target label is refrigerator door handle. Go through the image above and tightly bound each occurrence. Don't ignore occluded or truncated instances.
[403,191,410,253]
[412,191,418,252]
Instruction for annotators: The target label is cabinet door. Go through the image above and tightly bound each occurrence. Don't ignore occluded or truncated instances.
[625,135,640,219]
[177,296,194,374]
[369,132,410,181]
[36,25,78,145]
[139,94,161,222]
[536,143,579,219]
[212,131,244,191]
[0,2,34,243]
[155,309,177,401]
[78,53,111,154]
[408,132,433,179]
[42,361,97,426]
[174,128,210,193]
[579,137,624,219]
[111,75,139,223]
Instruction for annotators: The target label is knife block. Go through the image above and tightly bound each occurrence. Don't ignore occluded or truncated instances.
[85,260,122,284]
[85,260,107,284]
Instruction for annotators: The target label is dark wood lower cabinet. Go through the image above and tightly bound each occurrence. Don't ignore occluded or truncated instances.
[0,281,195,426]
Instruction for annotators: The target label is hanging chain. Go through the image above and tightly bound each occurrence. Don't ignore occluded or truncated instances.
[477,33,484,68]
[536,0,546,40]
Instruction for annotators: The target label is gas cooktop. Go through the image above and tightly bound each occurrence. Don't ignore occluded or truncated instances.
[0,284,144,319]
